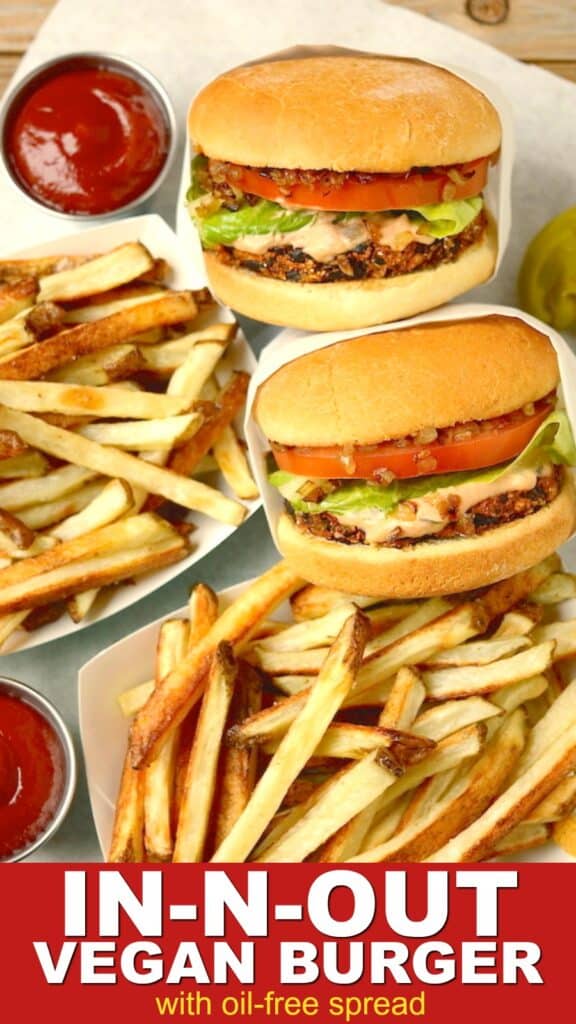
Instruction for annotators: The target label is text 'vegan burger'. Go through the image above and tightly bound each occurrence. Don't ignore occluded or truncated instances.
[187,55,502,331]
[253,316,576,596]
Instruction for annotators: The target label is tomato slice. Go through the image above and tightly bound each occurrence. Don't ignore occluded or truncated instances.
[272,408,552,481]
[236,158,490,212]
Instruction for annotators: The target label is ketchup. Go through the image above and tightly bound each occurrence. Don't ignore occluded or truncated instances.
[0,692,66,860]
[5,66,170,215]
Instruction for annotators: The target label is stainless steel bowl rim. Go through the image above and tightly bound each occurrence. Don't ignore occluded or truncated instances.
[0,50,178,222]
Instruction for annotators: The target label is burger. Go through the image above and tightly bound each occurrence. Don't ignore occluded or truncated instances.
[187,55,502,331]
[253,316,576,596]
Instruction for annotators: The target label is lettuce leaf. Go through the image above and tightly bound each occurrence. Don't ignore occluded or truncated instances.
[410,197,483,238]
[186,154,209,202]
[270,411,576,518]
[194,200,315,248]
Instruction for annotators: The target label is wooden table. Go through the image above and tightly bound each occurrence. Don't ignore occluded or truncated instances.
[1,0,575,97]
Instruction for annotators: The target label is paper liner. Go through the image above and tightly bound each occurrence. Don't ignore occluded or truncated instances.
[177,44,515,307]
[244,302,576,551]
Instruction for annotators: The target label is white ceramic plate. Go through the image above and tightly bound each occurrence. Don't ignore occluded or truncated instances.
[79,571,576,862]
[1,214,259,653]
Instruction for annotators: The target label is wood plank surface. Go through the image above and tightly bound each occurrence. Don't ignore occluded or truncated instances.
[0,0,575,99]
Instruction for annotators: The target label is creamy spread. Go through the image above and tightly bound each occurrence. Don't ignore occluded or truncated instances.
[331,467,545,544]
[231,212,433,262]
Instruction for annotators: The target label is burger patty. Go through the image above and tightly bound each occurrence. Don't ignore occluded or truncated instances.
[292,470,562,547]
[215,210,486,284]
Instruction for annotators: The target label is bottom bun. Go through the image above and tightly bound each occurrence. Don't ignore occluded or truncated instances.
[275,474,576,598]
[204,219,497,331]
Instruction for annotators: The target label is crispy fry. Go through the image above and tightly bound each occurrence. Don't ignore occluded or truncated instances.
[513,678,576,778]
[144,619,190,861]
[78,413,203,451]
[0,508,36,550]
[167,341,230,402]
[140,325,237,374]
[0,407,245,525]
[213,663,263,849]
[422,642,556,700]
[38,242,154,303]
[0,278,37,323]
[0,430,29,459]
[532,620,576,661]
[378,667,426,729]
[492,610,542,639]
[118,679,155,718]
[254,602,359,654]
[49,479,133,542]
[211,611,369,862]
[412,696,502,741]
[490,675,549,714]
[174,644,237,862]
[19,482,106,530]
[553,812,576,857]
[492,822,552,857]
[49,344,143,386]
[0,292,197,380]
[0,464,98,512]
[108,753,145,863]
[262,722,434,763]
[0,379,191,419]
[525,775,576,824]
[213,426,259,501]
[533,572,576,605]
[423,636,530,668]
[290,585,379,621]
[129,562,303,767]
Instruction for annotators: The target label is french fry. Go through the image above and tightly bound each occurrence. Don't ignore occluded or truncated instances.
[0,291,197,380]
[491,822,552,857]
[49,479,133,542]
[38,242,154,303]
[0,533,187,615]
[18,482,107,530]
[394,769,459,834]
[290,585,379,621]
[213,663,263,850]
[321,794,413,864]
[492,610,542,639]
[108,753,145,863]
[422,635,530,668]
[140,325,237,374]
[212,426,259,501]
[0,452,48,478]
[211,611,369,862]
[0,611,29,649]
[490,675,549,713]
[187,582,220,648]
[350,711,526,863]
[0,317,34,359]
[0,278,36,323]
[64,288,166,323]
[525,775,576,824]
[78,413,203,451]
[422,642,556,700]
[0,464,98,512]
[533,572,576,605]
[532,620,576,661]
[0,254,88,280]
[167,341,230,401]
[144,619,190,861]
[0,407,245,525]
[411,696,502,742]
[67,588,99,623]
[428,728,576,862]
[49,344,143,386]
[118,679,155,718]
[173,644,238,862]
[513,678,576,777]
[129,561,303,767]
[0,380,191,419]
[25,302,67,339]
[377,667,426,729]
[261,722,434,763]
[553,812,576,857]
[254,602,359,654]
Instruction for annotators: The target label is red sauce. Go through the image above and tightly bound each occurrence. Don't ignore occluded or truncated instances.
[0,692,66,860]
[5,67,170,215]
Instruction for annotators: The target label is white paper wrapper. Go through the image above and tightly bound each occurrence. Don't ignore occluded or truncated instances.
[78,573,575,863]
[0,214,260,654]
[245,302,576,552]
[177,45,515,312]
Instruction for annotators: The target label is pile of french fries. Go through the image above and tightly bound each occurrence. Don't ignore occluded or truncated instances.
[110,554,576,863]
[0,241,258,648]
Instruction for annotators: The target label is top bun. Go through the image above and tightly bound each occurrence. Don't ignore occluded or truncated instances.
[254,316,559,447]
[189,56,502,173]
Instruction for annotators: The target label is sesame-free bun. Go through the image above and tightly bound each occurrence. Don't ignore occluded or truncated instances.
[275,474,576,598]
[203,220,497,332]
[255,314,559,447]
[189,56,502,172]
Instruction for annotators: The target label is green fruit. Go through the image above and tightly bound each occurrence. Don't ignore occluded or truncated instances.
[518,207,576,330]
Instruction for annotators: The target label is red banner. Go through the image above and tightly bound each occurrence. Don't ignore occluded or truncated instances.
[1,864,570,1022]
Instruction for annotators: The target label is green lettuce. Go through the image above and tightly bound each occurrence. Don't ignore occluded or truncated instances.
[269,411,576,519]
[410,196,484,238]
[195,201,315,248]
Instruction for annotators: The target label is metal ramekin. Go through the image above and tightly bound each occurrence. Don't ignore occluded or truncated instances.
[0,51,177,222]
[0,676,77,862]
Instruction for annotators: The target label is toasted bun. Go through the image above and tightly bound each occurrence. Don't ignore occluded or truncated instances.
[189,57,501,172]
[204,220,498,334]
[275,474,576,598]
[255,314,559,447]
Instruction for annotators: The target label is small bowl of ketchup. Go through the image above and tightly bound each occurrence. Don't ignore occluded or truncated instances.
[0,51,177,220]
[0,677,76,862]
